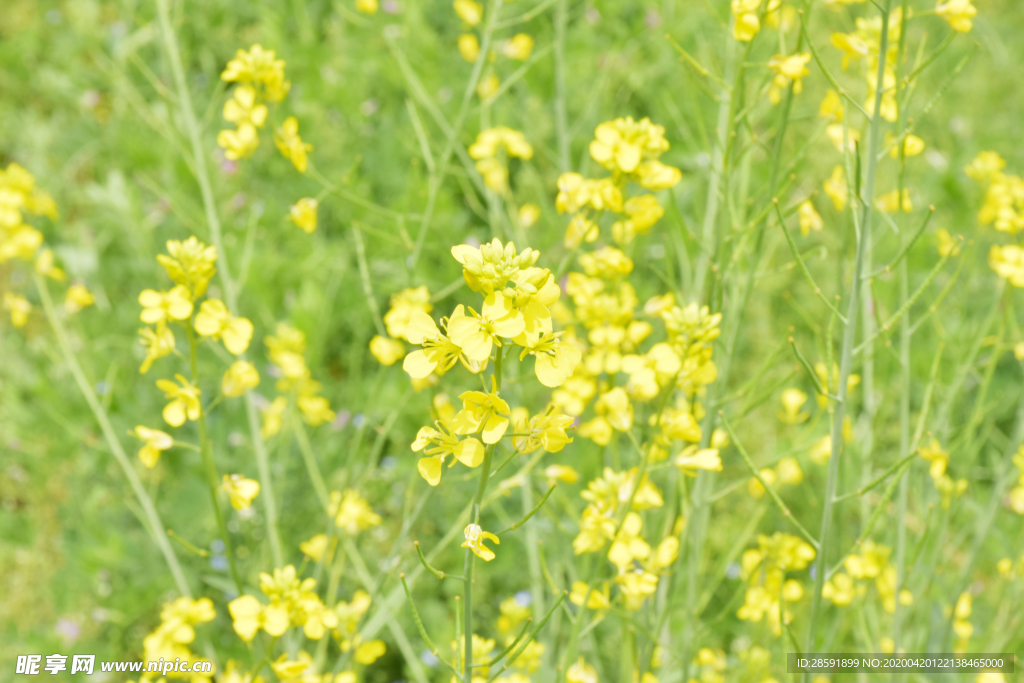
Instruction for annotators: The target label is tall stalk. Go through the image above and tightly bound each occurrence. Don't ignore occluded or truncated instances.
[463,348,501,682]
[155,0,283,565]
[803,0,893,668]
[187,324,243,592]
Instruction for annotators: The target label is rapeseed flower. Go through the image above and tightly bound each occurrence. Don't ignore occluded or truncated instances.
[222,474,261,510]
[412,422,485,486]
[288,198,318,233]
[274,117,313,173]
[222,360,260,397]
[133,425,173,468]
[462,523,500,561]
[156,374,202,427]
[194,299,254,354]
[4,292,31,327]
[139,285,193,324]
[332,489,382,534]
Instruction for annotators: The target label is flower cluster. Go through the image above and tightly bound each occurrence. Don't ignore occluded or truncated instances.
[966,151,1024,287]
[821,540,913,614]
[369,285,434,371]
[139,597,216,682]
[731,0,796,43]
[468,126,534,192]
[736,532,816,636]
[217,44,296,162]
[571,467,681,610]
[916,438,968,509]
[830,8,905,122]
[453,1,535,99]
[1,163,94,328]
[556,117,682,248]
[228,565,339,641]
[260,322,337,436]
[399,239,581,487]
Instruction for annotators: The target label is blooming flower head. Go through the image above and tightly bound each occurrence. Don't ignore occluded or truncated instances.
[222,474,261,510]
[332,489,383,534]
[223,85,268,130]
[221,44,290,102]
[412,422,485,486]
[452,380,511,444]
[274,117,313,173]
[4,292,31,328]
[768,52,812,105]
[514,413,576,454]
[63,283,94,314]
[674,446,722,476]
[452,238,540,294]
[228,595,289,641]
[139,285,193,324]
[779,387,809,424]
[260,396,288,439]
[589,116,670,175]
[156,237,218,299]
[222,360,260,397]
[133,425,173,468]
[732,0,762,41]
[403,306,479,378]
[35,248,65,281]
[288,198,318,233]
[139,323,176,374]
[462,523,500,561]
[798,200,823,236]
[384,286,433,340]
[217,123,260,160]
[194,299,254,354]
[156,374,202,427]
[447,293,526,362]
[937,0,977,33]
[369,335,405,366]
[454,0,483,26]
[458,33,480,62]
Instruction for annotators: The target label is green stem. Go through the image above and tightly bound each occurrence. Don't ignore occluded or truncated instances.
[803,1,893,669]
[187,325,243,593]
[33,272,192,597]
[155,0,283,566]
[292,406,332,511]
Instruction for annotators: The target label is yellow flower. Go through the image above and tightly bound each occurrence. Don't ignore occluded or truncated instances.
[139,285,193,324]
[608,512,651,571]
[989,245,1024,287]
[356,0,379,13]
[288,198,318,233]
[412,423,485,486]
[595,387,634,431]
[502,33,535,61]
[132,426,173,468]
[452,382,511,444]
[195,301,253,356]
[139,323,176,374]
[936,0,976,33]
[156,374,202,427]
[300,534,329,562]
[936,228,962,257]
[776,457,804,486]
[768,52,811,105]
[748,467,777,499]
[519,331,583,388]
[59,283,93,315]
[514,412,575,454]
[223,474,261,510]
[779,387,809,424]
[369,335,405,366]
[403,307,477,378]
[822,166,848,212]
[886,132,925,159]
[217,123,261,160]
[732,0,762,41]
[612,195,665,245]
[35,248,65,281]
[228,595,289,641]
[917,438,950,480]
[274,117,313,173]
[458,33,480,62]
[830,32,869,69]
[518,203,541,228]
[567,657,599,683]
[221,44,290,102]
[332,489,382,534]
[261,396,288,439]
[822,572,857,606]
[462,523,500,561]
[454,0,483,26]
[384,286,433,341]
[4,292,31,328]
[298,391,336,426]
[589,117,670,175]
[477,74,500,100]
[617,569,659,610]
[448,293,526,361]
[157,237,217,299]
[965,151,1006,182]
[569,581,610,609]
[354,639,386,665]
[798,201,823,236]
[674,446,722,475]
[223,85,268,130]
[222,360,260,397]
[544,463,580,485]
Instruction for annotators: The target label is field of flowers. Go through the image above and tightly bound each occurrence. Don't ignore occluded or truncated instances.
[2,0,1023,681]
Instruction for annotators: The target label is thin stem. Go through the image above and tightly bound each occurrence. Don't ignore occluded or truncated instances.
[33,272,192,597]
[804,0,893,669]
[154,0,283,566]
[553,0,570,171]
[292,406,332,511]
[187,324,243,593]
